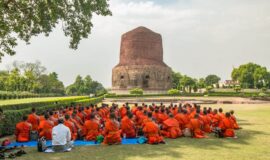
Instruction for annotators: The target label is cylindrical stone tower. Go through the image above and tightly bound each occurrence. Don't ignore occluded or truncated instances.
[112,26,172,94]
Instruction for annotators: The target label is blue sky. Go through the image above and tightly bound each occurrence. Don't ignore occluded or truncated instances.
[0,0,269,87]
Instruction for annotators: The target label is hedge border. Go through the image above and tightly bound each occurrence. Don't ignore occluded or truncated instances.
[0,96,104,136]
[0,96,89,111]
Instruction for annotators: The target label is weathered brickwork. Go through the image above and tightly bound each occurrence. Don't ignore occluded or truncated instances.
[112,26,172,92]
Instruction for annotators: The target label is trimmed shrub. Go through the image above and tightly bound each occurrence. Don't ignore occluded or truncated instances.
[167,89,180,95]
[0,96,104,136]
[129,88,144,95]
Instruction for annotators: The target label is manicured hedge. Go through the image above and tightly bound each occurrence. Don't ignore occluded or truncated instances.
[0,91,63,100]
[105,93,204,98]
[105,92,270,98]
[0,96,89,111]
[0,96,104,136]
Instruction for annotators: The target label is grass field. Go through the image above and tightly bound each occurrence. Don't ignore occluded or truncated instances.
[0,96,87,106]
[10,103,270,160]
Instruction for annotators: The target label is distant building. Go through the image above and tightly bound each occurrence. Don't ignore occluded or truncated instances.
[219,80,240,88]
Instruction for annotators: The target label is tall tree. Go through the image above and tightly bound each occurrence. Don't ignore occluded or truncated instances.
[205,74,221,86]
[179,75,196,93]
[172,71,182,89]
[232,63,270,89]
[0,0,112,61]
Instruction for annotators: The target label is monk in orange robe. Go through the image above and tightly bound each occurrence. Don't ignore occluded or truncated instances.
[219,112,237,138]
[157,109,168,124]
[230,110,241,129]
[211,109,221,128]
[38,114,54,140]
[119,105,128,119]
[121,112,136,138]
[174,110,190,130]
[201,111,211,133]
[143,112,165,144]
[131,103,138,115]
[161,113,182,138]
[64,114,77,140]
[218,108,226,119]
[83,113,100,141]
[103,113,121,145]
[15,116,32,142]
[49,111,58,126]
[189,114,206,138]
[27,108,40,131]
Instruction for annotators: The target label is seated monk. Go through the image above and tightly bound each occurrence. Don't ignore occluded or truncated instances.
[64,114,77,140]
[211,109,221,128]
[157,108,168,124]
[230,110,241,129]
[174,109,190,130]
[201,110,211,133]
[49,111,58,126]
[189,114,207,138]
[38,113,54,140]
[218,108,226,119]
[143,112,165,144]
[161,113,182,139]
[83,113,100,141]
[103,113,121,145]
[219,112,237,138]
[15,116,32,142]
[119,105,127,119]
[121,112,136,138]
[27,108,40,131]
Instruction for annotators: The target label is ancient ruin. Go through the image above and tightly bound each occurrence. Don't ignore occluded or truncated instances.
[112,26,172,94]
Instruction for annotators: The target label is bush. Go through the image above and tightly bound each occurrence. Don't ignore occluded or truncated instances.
[0,96,104,136]
[129,88,144,95]
[167,89,179,95]
[206,86,213,93]
[234,85,242,93]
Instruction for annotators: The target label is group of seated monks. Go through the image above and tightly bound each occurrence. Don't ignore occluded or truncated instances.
[15,102,240,144]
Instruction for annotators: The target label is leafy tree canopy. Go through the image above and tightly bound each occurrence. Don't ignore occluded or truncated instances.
[205,74,221,86]
[231,62,270,89]
[0,0,112,61]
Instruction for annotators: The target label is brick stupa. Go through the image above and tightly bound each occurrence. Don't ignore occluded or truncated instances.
[112,26,172,94]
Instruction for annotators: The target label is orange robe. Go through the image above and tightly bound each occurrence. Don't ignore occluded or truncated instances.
[174,113,190,130]
[27,113,40,131]
[121,116,136,138]
[219,118,235,137]
[212,114,221,128]
[143,121,164,144]
[103,119,121,144]
[201,115,211,133]
[64,120,77,140]
[230,115,240,129]
[15,122,31,142]
[158,113,168,124]
[189,119,206,138]
[83,119,100,141]
[38,120,54,140]
[119,107,127,119]
[161,118,182,138]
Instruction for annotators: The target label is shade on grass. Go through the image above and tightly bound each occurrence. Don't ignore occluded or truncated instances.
[10,104,270,160]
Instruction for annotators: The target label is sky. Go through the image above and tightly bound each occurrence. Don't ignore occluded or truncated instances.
[0,0,270,87]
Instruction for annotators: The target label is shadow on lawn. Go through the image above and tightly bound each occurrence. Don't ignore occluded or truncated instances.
[66,128,269,160]
[21,119,269,160]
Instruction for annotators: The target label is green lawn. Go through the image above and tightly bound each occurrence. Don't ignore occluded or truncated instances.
[0,96,87,106]
[14,103,270,160]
